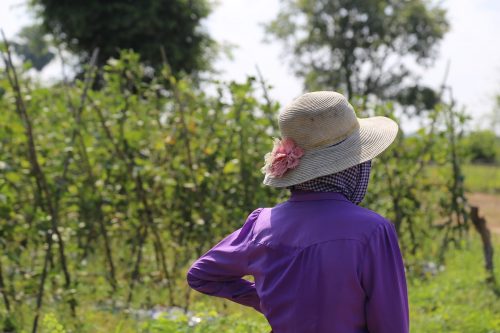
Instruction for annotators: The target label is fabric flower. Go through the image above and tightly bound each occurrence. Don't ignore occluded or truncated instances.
[262,138,304,178]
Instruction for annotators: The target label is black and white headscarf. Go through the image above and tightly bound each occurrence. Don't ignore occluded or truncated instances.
[287,160,372,205]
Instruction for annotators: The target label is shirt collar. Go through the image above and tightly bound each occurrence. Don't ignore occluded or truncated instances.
[288,189,350,202]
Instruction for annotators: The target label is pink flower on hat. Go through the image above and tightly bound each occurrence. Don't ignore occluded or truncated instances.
[262,138,304,178]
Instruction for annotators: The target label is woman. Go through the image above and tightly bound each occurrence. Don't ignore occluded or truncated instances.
[186,91,409,333]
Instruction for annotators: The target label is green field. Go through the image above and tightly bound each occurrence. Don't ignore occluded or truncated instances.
[408,236,500,332]
[428,163,500,193]
[463,164,500,193]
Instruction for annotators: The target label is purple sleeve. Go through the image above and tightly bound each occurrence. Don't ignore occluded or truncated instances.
[361,221,409,333]
[186,208,263,312]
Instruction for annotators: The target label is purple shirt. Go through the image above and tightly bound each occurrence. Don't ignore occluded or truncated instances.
[187,190,409,333]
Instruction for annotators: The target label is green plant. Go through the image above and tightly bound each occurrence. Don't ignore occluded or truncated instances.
[0,46,281,331]
[41,313,66,333]
[462,130,499,164]
[0,44,493,332]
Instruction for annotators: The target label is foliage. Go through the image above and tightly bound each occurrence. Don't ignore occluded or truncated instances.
[0,48,281,332]
[11,24,55,71]
[265,0,449,98]
[29,0,216,73]
[0,47,490,331]
[396,84,440,116]
[42,313,67,333]
[462,130,499,164]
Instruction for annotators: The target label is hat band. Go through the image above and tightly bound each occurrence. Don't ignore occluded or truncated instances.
[307,121,360,150]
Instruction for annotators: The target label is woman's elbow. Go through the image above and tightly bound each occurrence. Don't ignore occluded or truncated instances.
[186,265,220,297]
[186,266,201,290]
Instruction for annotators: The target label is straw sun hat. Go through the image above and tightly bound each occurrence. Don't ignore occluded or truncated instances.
[261,91,399,188]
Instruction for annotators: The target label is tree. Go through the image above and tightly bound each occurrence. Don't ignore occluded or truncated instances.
[265,0,449,99]
[11,24,55,71]
[29,0,216,74]
[463,130,498,164]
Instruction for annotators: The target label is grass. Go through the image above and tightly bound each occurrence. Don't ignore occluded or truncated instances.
[427,163,500,193]
[463,164,500,193]
[408,235,500,332]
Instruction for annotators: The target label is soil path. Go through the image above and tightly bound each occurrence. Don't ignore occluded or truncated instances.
[466,192,500,235]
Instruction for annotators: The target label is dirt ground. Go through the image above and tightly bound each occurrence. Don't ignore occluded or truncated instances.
[466,192,500,235]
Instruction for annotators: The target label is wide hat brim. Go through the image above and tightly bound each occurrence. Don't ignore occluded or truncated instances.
[262,116,398,188]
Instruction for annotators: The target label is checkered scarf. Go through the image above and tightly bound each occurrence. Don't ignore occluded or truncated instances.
[287,160,372,205]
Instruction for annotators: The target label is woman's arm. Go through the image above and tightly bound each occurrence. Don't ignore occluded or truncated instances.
[186,208,263,312]
[361,221,409,333]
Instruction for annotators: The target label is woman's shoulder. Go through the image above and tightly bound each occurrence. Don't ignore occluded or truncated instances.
[355,205,392,226]
[361,209,399,246]
[344,205,395,243]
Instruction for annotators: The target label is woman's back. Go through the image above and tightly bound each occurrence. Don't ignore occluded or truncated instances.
[187,190,409,333]
[248,190,408,332]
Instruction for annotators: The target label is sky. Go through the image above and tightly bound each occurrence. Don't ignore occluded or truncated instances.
[1,0,499,129]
